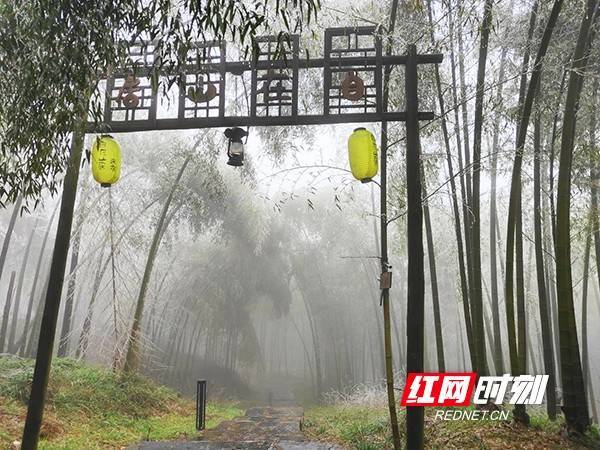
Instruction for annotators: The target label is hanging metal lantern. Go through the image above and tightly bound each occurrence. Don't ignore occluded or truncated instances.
[224,127,248,166]
[91,135,122,187]
[348,127,378,182]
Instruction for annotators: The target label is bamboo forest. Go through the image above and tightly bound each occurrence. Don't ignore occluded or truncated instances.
[1,0,600,449]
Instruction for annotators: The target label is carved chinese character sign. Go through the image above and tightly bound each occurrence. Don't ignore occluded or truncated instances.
[90,26,442,133]
[340,71,365,101]
[117,74,141,108]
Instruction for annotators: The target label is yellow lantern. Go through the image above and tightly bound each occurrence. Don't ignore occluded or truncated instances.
[348,127,378,182]
[91,135,121,187]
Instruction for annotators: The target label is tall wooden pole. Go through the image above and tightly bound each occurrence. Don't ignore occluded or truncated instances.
[21,127,85,449]
[405,44,425,450]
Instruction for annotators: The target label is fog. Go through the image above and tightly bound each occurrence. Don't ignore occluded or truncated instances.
[0,115,597,413]
[1,0,599,425]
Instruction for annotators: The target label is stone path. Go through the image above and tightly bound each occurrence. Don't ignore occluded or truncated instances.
[131,406,342,450]
[202,406,305,442]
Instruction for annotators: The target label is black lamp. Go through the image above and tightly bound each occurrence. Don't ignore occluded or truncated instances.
[224,127,248,166]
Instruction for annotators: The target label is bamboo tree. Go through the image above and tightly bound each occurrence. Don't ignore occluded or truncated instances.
[422,166,445,372]
[24,273,50,358]
[7,220,37,353]
[489,167,505,374]
[380,122,401,449]
[379,1,401,447]
[456,2,472,207]
[296,266,323,398]
[75,244,108,359]
[124,153,193,373]
[393,260,407,370]
[505,1,540,392]
[427,0,469,372]
[480,288,497,371]
[368,188,386,376]
[488,0,513,374]
[543,153,563,389]
[77,194,162,358]
[469,0,493,376]
[363,258,386,375]
[555,0,599,432]
[515,192,528,416]
[58,176,89,357]
[390,293,403,369]
[545,68,568,389]
[533,94,557,420]
[503,0,564,424]
[17,203,59,355]
[581,222,598,422]
[291,316,315,389]
[517,6,540,421]
[549,69,568,244]
[0,271,16,351]
[543,171,563,392]
[588,77,599,424]
[0,195,23,285]
[108,188,120,369]
[589,77,600,336]
[450,2,476,366]
[457,307,467,370]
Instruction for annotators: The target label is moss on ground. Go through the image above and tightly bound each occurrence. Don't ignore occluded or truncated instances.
[0,356,242,449]
[303,404,600,449]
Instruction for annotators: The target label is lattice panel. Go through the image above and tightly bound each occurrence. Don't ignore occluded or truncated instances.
[251,35,299,117]
[324,27,382,115]
[108,74,154,122]
[104,43,157,124]
[179,41,226,119]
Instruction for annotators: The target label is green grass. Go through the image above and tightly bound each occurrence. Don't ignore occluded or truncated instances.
[304,404,600,449]
[303,405,394,449]
[0,356,243,449]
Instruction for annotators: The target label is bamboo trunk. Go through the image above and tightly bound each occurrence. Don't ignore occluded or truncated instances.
[533,101,558,419]
[124,154,192,373]
[0,271,17,352]
[17,204,59,356]
[470,0,494,376]
[7,221,37,353]
[0,196,23,284]
[555,0,598,432]
[422,166,445,372]
[427,0,470,371]
[58,178,89,357]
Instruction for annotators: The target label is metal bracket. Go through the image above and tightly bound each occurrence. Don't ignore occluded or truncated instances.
[380,271,392,289]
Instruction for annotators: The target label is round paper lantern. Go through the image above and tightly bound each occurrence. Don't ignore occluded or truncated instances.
[348,127,378,182]
[91,135,121,187]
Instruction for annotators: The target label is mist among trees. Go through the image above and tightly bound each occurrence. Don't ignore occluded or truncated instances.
[1,0,600,449]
